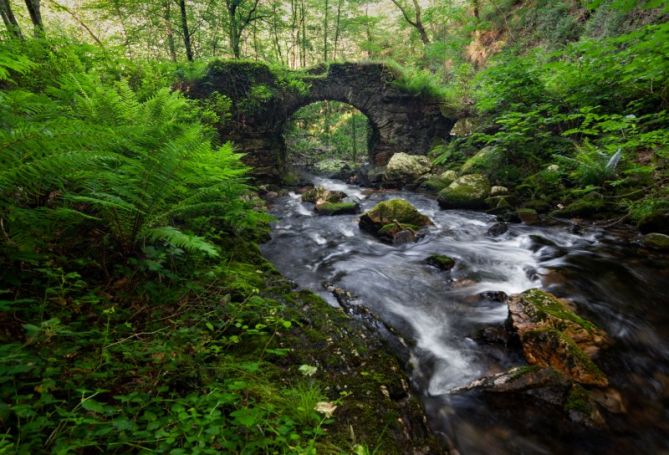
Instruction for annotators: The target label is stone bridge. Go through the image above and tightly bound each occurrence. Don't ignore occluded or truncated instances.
[186,61,455,179]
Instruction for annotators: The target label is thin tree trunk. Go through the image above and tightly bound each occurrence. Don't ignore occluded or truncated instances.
[300,0,306,66]
[290,0,297,68]
[365,5,372,59]
[178,0,194,61]
[323,0,328,62]
[333,0,342,60]
[163,1,177,62]
[24,0,44,35]
[0,0,23,39]
[272,4,283,63]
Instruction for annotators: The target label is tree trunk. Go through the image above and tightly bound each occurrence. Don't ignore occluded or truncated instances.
[333,0,342,60]
[300,0,306,66]
[24,0,43,35]
[178,0,193,61]
[163,1,177,62]
[0,0,23,39]
[323,0,329,62]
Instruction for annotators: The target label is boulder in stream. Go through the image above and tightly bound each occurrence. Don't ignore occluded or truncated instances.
[315,201,360,216]
[301,186,346,204]
[426,254,456,271]
[508,289,611,386]
[642,232,669,251]
[437,174,491,210]
[383,152,432,187]
[359,199,432,244]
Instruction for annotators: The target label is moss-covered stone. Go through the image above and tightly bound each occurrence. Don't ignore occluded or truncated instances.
[359,199,432,243]
[314,201,360,216]
[437,174,490,210]
[517,208,539,225]
[383,152,432,187]
[643,232,669,251]
[302,186,346,204]
[508,289,610,387]
[426,254,456,271]
[461,146,503,174]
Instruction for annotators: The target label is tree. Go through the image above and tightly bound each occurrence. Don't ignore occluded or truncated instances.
[390,0,430,45]
[178,0,194,61]
[0,0,23,38]
[24,0,44,35]
[225,0,262,59]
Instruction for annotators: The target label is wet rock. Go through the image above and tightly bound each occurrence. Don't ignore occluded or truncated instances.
[437,174,491,210]
[419,174,450,193]
[487,222,508,237]
[452,278,477,288]
[451,366,569,401]
[356,164,385,187]
[314,201,360,216]
[516,208,539,225]
[302,186,327,203]
[507,289,611,386]
[476,325,512,346]
[642,232,669,251]
[478,291,508,303]
[440,170,458,184]
[490,185,509,196]
[359,199,432,244]
[426,254,456,271]
[383,152,432,187]
[590,387,626,414]
[565,384,607,428]
[392,229,416,245]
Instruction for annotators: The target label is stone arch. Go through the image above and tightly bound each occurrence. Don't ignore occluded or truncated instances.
[186,61,455,180]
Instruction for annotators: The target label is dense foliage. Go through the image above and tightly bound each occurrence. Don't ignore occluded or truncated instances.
[0,39,351,453]
[435,20,669,227]
[1,0,669,452]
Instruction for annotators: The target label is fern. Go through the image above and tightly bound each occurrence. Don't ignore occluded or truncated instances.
[146,226,219,257]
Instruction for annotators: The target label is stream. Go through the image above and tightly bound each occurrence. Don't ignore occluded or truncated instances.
[261,176,669,454]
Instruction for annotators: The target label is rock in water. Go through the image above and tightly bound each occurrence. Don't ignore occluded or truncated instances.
[426,254,456,271]
[437,174,490,210]
[643,232,669,251]
[487,222,508,237]
[507,289,610,386]
[314,201,360,216]
[516,208,539,225]
[383,152,431,187]
[359,199,432,244]
[302,186,347,204]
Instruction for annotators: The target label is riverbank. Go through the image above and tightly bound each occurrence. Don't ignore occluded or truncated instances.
[262,176,669,454]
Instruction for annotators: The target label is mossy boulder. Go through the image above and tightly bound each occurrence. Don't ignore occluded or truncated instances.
[508,289,610,387]
[426,254,456,271]
[461,146,502,174]
[314,201,360,216]
[440,170,458,184]
[642,232,669,251]
[359,199,432,244]
[302,186,346,204]
[490,185,509,196]
[437,174,490,210]
[383,152,432,187]
[517,208,539,225]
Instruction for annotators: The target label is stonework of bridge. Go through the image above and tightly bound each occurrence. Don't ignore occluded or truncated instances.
[186,61,455,179]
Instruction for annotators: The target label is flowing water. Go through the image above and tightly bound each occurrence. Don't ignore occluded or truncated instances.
[261,177,669,454]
